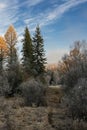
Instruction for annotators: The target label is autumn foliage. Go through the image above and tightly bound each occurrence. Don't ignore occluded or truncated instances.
[57,41,87,90]
[0,36,8,71]
[58,42,82,76]
[4,25,17,47]
[0,36,8,56]
[4,25,18,71]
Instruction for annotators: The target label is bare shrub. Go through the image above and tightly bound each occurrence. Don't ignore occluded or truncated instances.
[64,78,87,121]
[58,42,87,122]
[58,41,87,91]
[20,78,47,106]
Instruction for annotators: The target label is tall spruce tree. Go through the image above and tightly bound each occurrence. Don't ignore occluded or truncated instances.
[32,25,46,76]
[22,27,33,76]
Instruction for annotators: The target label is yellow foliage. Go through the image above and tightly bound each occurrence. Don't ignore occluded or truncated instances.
[4,25,17,47]
[0,36,8,56]
[58,44,82,75]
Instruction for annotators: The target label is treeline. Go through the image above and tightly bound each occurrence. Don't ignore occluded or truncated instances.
[0,24,87,122]
[0,25,47,98]
[0,25,46,76]
[58,41,87,122]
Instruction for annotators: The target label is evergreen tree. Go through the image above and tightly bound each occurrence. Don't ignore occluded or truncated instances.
[22,27,33,76]
[32,25,46,76]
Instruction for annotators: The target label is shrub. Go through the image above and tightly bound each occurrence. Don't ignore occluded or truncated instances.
[20,78,47,106]
[7,69,23,96]
[58,41,87,91]
[46,70,59,85]
[58,42,87,121]
[0,72,10,96]
[64,78,87,121]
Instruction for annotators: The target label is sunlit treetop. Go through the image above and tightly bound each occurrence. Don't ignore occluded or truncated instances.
[4,25,17,47]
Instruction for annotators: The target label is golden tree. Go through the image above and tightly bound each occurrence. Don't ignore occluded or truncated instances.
[0,36,8,71]
[4,25,17,69]
[58,42,82,75]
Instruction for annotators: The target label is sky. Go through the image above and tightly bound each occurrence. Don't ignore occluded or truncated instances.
[0,0,87,64]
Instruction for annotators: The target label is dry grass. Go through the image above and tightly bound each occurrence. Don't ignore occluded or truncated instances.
[0,88,86,130]
[46,86,63,107]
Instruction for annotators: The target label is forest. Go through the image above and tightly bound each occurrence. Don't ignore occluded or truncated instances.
[0,25,87,130]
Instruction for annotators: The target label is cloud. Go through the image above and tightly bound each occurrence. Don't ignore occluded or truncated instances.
[0,0,19,35]
[18,0,44,8]
[0,0,87,34]
[0,0,45,35]
[26,0,44,6]
[23,0,87,30]
[0,0,87,65]
[0,3,7,9]
[46,0,87,22]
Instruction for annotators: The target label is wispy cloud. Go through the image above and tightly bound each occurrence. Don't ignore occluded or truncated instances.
[0,0,87,64]
[0,0,19,34]
[25,0,44,7]
[17,0,44,8]
[23,0,87,30]
[46,0,87,21]
[0,0,45,35]
[0,0,87,35]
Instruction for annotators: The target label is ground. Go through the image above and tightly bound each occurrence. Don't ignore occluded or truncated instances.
[0,86,86,130]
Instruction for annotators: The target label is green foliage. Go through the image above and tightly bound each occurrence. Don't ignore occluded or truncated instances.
[0,72,10,96]
[0,50,3,72]
[22,27,33,76]
[32,25,47,76]
[7,64,23,96]
[0,25,47,97]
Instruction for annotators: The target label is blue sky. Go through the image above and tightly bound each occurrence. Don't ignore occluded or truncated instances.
[0,0,87,64]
